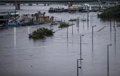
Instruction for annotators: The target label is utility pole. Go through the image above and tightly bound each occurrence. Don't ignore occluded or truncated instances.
[107,44,112,76]
[92,25,96,52]
[80,34,84,69]
[80,34,84,61]
[77,34,84,76]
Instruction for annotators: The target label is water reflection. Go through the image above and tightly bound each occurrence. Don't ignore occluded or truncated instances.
[113,20,117,56]
[110,19,112,43]
[86,12,90,30]
[76,17,79,33]
[71,22,74,35]
[14,27,16,48]
[27,26,30,34]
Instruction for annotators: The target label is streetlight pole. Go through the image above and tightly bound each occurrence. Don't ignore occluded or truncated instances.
[92,25,96,52]
[80,34,84,69]
[76,34,84,76]
[107,44,112,76]
[77,59,80,76]
[80,34,84,60]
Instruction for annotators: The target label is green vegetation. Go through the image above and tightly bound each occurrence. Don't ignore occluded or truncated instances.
[98,5,120,20]
[29,28,54,40]
[58,22,70,28]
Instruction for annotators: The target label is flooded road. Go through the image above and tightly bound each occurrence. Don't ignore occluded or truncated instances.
[0,4,120,76]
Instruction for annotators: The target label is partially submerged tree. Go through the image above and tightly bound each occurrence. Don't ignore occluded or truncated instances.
[29,28,54,40]
[58,22,70,28]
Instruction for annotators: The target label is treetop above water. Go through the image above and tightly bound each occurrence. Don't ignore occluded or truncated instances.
[98,5,120,20]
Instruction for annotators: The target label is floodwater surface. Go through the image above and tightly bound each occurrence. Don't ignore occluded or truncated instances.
[0,4,120,76]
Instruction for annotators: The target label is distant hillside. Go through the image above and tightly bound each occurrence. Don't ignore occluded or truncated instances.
[98,5,120,20]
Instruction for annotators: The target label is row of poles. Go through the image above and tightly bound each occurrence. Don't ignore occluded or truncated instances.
[76,26,113,76]
[75,14,116,76]
[22,11,116,76]
[77,26,97,76]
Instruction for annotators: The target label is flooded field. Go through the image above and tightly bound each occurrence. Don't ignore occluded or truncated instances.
[0,4,120,76]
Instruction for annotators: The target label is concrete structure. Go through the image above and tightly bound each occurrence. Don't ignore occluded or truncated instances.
[0,0,120,10]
